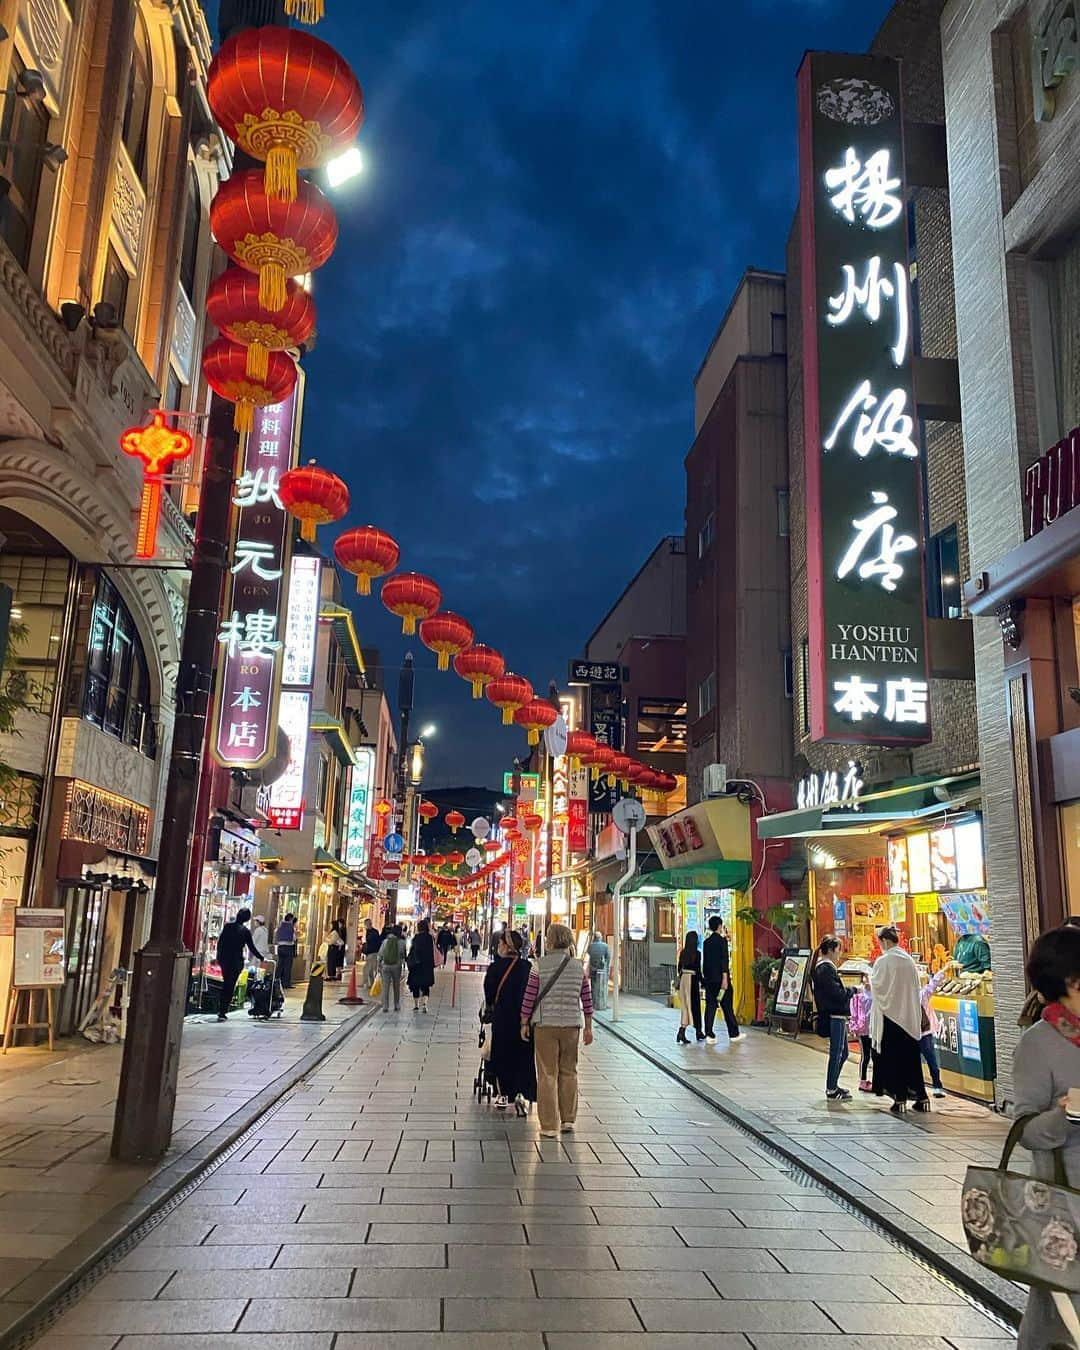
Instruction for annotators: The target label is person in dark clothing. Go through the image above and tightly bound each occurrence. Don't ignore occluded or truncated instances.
[702,916,740,1043]
[361,923,382,991]
[811,935,854,1101]
[436,924,455,966]
[677,931,705,1044]
[483,930,536,1112]
[216,907,262,1021]
[274,913,297,988]
[406,917,437,1011]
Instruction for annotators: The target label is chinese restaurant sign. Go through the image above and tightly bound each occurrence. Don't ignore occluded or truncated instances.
[569,659,622,684]
[281,555,321,686]
[212,392,299,768]
[344,745,375,868]
[267,689,310,830]
[798,53,930,745]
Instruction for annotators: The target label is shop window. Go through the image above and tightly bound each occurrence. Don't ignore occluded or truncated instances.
[653,898,676,942]
[927,524,962,619]
[697,672,715,719]
[636,698,686,754]
[0,554,70,715]
[777,488,790,538]
[82,574,156,757]
[698,513,715,559]
[0,55,49,271]
[121,19,152,183]
[1061,801,1080,919]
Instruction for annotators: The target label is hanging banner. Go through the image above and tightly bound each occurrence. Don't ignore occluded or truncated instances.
[345,746,375,868]
[212,389,300,768]
[798,53,930,745]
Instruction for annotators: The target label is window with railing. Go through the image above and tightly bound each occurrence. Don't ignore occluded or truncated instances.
[82,574,156,758]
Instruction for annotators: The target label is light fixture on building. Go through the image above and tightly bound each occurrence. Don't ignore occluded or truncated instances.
[409,740,425,786]
[60,301,86,332]
[326,145,363,188]
[14,68,46,103]
[42,142,67,170]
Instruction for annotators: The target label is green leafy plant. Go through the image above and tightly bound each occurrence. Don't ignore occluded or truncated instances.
[750,952,781,989]
[736,900,810,949]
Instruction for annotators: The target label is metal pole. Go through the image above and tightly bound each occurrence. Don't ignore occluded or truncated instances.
[112,405,239,1161]
[610,825,636,1023]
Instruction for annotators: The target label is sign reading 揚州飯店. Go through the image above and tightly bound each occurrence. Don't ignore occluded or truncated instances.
[798,53,930,746]
[212,389,300,769]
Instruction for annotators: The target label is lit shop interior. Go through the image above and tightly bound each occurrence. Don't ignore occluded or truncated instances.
[759,770,993,1100]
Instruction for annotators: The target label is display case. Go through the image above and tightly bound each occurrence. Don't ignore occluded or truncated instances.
[931,970,996,1102]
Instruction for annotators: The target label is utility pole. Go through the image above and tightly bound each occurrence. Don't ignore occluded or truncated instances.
[390,652,414,924]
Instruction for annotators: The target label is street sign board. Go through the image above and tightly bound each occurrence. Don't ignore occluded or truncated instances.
[383,832,404,855]
[569,659,623,684]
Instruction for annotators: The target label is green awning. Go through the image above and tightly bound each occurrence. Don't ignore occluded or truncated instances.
[623,858,752,892]
[757,770,980,841]
[313,847,350,877]
[310,712,358,766]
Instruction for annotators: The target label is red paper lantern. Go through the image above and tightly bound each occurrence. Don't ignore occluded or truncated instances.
[278,461,349,542]
[485,672,533,725]
[447,851,464,866]
[381,573,441,636]
[522,812,543,833]
[445,810,466,834]
[202,337,296,435]
[334,526,399,595]
[210,169,337,312]
[417,800,439,822]
[500,816,519,834]
[483,840,501,853]
[565,730,597,768]
[590,743,617,775]
[654,772,678,795]
[514,698,558,746]
[608,752,633,787]
[419,611,475,672]
[206,266,315,382]
[453,644,505,699]
[209,27,363,203]
[626,762,651,787]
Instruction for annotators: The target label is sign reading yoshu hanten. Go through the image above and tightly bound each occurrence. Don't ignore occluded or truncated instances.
[1025,425,1080,536]
[798,53,930,745]
[212,390,299,768]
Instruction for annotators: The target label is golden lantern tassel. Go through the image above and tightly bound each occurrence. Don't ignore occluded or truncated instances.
[471,680,482,698]
[285,0,325,21]
[501,708,513,726]
[233,400,255,435]
[264,145,299,204]
[259,261,288,313]
[402,615,417,636]
[356,573,372,596]
[245,340,270,383]
[438,652,450,672]
[528,730,540,746]
[301,519,317,543]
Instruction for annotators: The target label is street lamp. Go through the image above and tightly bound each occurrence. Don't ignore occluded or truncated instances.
[408,739,425,787]
[325,145,364,189]
[420,723,437,739]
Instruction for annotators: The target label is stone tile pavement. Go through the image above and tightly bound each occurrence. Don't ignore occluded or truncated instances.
[23,966,1018,1348]
[0,977,371,1337]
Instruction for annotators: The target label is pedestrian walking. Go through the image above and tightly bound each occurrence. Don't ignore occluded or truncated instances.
[468,927,481,960]
[587,930,610,1012]
[274,913,297,988]
[436,923,455,967]
[361,922,382,991]
[848,972,874,1093]
[1013,925,1080,1349]
[407,917,437,1011]
[676,930,704,1044]
[920,962,952,1098]
[484,929,536,1112]
[870,926,930,1114]
[324,920,346,982]
[812,936,854,1100]
[215,907,262,1021]
[519,922,594,1137]
[379,923,405,1012]
[702,916,739,1042]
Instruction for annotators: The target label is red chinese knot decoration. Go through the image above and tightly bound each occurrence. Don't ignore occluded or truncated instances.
[202,337,297,434]
[120,411,195,559]
[206,267,315,383]
[334,526,399,595]
[381,573,441,635]
[278,461,349,542]
[419,612,474,671]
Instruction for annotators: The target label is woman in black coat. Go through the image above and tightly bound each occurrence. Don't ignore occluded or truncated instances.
[483,930,536,1114]
[406,917,437,1012]
[676,931,704,1044]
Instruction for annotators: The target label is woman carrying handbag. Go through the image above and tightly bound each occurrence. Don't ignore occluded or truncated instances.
[520,923,594,1137]
[483,930,535,1114]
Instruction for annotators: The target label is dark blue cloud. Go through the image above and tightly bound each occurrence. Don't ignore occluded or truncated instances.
[275,0,891,786]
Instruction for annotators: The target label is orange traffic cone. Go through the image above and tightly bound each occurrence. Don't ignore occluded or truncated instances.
[338,957,364,1006]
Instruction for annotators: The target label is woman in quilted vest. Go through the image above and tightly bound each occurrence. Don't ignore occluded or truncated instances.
[520,923,594,1137]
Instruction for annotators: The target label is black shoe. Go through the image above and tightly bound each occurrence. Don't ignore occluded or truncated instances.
[889,1100,907,1114]
[677,1030,689,1045]
[216,1013,227,1022]
[913,1098,931,1113]
[695,1031,706,1041]
[826,1088,852,1102]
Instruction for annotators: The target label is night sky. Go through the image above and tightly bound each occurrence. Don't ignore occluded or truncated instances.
[216,0,891,789]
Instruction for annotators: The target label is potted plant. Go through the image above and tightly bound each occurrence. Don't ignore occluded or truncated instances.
[738,900,810,1024]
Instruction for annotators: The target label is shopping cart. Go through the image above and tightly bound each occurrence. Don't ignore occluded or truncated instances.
[247,958,285,1020]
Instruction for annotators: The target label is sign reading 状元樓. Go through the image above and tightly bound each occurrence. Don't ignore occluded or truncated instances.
[798,53,930,746]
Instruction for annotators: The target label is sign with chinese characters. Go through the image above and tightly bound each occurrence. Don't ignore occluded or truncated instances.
[267,690,310,830]
[344,746,375,868]
[569,659,622,684]
[503,771,540,803]
[798,54,930,745]
[1024,425,1080,536]
[589,682,623,814]
[795,762,863,811]
[212,391,299,768]
[1032,1,1079,122]
[281,555,321,686]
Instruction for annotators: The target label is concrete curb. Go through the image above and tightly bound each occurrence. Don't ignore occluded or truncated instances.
[596,1014,1025,1330]
[5,1003,377,1348]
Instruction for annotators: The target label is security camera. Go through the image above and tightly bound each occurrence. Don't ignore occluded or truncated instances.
[42,142,67,171]
[15,69,46,103]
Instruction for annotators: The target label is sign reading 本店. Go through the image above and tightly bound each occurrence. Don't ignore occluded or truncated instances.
[344,745,375,868]
[798,54,930,746]
[212,390,299,768]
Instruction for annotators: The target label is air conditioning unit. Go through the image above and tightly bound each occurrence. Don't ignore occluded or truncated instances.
[703,763,728,799]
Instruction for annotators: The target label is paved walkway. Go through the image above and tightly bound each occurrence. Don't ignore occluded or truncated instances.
[0,977,368,1338]
[28,965,1015,1348]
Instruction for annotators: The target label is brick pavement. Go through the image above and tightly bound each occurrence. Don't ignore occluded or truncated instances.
[25,965,1017,1348]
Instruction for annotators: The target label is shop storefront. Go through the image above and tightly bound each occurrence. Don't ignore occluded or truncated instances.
[188,814,260,1013]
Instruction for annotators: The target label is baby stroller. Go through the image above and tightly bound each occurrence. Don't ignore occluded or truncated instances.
[247,959,285,1020]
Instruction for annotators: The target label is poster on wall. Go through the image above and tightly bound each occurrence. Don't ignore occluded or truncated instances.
[13,909,65,987]
[771,947,813,1018]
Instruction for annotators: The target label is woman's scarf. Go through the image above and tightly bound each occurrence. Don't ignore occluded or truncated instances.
[869,945,923,1050]
[1042,1001,1080,1046]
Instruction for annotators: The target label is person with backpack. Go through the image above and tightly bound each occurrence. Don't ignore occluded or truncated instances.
[378,923,405,1012]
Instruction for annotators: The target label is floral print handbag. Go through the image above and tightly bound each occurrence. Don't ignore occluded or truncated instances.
[962,1114,1080,1292]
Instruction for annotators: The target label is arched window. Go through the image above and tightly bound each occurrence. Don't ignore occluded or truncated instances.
[121,17,152,184]
[83,574,156,758]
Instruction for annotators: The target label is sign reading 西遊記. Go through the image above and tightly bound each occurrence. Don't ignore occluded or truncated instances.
[797,54,931,746]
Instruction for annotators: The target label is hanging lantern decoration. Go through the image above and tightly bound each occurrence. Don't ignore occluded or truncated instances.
[500,815,519,834]
[202,337,297,435]
[638,768,661,791]
[334,526,399,595]
[445,810,465,834]
[284,0,325,25]
[485,672,533,726]
[208,27,363,204]
[609,752,633,789]
[417,800,439,823]
[564,730,597,769]
[381,572,441,636]
[419,611,475,672]
[447,851,464,866]
[522,812,543,833]
[210,169,338,312]
[626,761,651,788]
[654,771,678,795]
[453,644,505,699]
[278,461,349,542]
[483,839,501,854]
[206,267,315,382]
[513,697,558,747]
[588,743,617,781]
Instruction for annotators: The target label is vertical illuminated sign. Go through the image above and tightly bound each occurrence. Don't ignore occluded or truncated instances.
[345,745,375,867]
[268,689,310,829]
[798,54,930,745]
[212,390,299,767]
[282,556,321,687]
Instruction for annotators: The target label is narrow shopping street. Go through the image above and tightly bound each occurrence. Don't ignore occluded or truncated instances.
[24,968,1012,1349]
